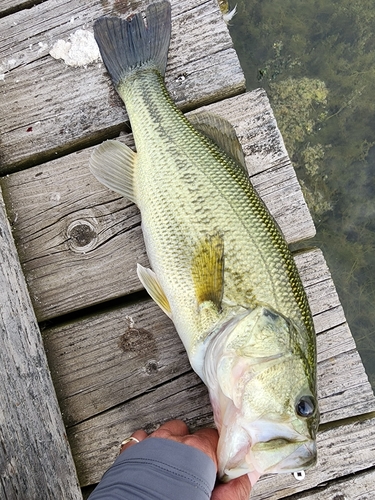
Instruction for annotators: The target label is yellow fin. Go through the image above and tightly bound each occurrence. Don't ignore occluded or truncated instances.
[191,233,224,310]
[188,111,247,171]
[89,140,137,204]
[137,264,172,319]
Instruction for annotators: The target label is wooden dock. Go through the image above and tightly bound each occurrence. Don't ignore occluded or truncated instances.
[1,1,375,498]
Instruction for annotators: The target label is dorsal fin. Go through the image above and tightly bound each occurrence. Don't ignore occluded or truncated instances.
[188,111,247,171]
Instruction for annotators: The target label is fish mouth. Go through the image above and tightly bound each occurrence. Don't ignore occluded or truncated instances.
[251,437,317,473]
[218,431,317,483]
[271,439,317,472]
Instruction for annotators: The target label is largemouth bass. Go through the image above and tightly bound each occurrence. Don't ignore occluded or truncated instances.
[91,0,319,486]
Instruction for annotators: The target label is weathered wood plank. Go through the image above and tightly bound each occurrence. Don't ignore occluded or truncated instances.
[43,298,188,427]
[295,249,347,334]
[282,467,375,500]
[0,186,82,499]
[2,90,315,321]
[0,0,245,172]
[43,293,371,428]
[1,144,147,320]
[317,349,374,423]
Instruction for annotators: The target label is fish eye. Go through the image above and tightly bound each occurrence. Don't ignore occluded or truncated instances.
[295,395,316,418]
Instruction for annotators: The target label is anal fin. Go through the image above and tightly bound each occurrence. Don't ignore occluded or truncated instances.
[137,264,172,319]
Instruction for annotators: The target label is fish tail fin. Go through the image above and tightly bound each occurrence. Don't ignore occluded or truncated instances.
[93,1,171,88]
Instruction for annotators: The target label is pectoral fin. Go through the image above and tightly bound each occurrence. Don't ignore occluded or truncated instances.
[191,233,224,311]
[137,264,172,319]
[89,139,137,204]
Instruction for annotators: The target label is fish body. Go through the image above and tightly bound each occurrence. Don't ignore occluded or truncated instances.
[91,1,319,485]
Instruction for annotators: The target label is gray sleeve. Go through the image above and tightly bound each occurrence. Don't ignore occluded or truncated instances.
[88,437,217,500]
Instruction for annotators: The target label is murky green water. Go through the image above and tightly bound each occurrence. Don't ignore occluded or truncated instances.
[228,0,375,391]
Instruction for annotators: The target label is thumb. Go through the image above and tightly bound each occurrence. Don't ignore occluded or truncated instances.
[211,475,251,500]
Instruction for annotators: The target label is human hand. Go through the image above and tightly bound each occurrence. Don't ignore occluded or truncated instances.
[120,419,251,500]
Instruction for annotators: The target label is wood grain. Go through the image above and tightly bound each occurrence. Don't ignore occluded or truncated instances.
[43,298,187,427]
[0,187,82,499]
[0,0,245,172]
[1,90,315,321]
[67,370,214,486]
[280,467,375,500]
[1,142,147,321]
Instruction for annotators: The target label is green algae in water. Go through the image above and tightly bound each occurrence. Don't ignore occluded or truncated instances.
[267,77,333,216]
[229,0,375,390]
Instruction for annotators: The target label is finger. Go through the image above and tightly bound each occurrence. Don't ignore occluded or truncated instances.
[212,475,251,500]
[119,429,147,454]
[151,419,189,439]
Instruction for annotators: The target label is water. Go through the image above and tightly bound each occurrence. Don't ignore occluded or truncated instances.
[228,0,375,391]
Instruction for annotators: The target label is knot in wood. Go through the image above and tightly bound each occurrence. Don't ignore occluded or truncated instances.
[67,220,98,253]
[145,360,159,375]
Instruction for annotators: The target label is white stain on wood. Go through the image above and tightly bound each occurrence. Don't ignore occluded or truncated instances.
[50,29,101,67]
